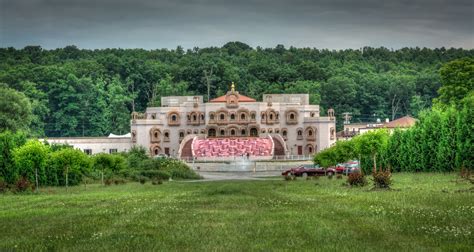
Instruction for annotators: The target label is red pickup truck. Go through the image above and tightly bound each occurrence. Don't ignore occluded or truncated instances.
[282,164,336,177]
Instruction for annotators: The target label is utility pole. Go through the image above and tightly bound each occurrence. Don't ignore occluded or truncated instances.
[203,66,214,102]
[342,112,352,124]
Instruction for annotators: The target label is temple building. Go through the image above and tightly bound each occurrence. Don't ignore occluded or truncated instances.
[44,83,336,161]
[131,83,336,160]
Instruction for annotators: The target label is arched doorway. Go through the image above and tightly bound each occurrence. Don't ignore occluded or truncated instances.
[250,127,258,137]
[208,128,216,137]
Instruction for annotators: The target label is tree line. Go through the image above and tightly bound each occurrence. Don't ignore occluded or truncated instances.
[1,43,473,137]
[314,58,474,172]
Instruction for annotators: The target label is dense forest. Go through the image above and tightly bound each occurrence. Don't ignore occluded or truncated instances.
[1,42,473,137]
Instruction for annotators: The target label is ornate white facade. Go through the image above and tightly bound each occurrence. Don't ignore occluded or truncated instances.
[131,85,337,159]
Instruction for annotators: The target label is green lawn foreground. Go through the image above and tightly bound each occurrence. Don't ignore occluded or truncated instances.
[0,173,472,251]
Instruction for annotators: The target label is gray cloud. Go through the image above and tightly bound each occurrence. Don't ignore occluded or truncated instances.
[1,0,473,49]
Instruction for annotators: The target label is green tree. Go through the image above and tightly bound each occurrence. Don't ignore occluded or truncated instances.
[455,94,474,170]
[92,154,126,184]
[354,129,389,173]
[320,76,357,117]
[0,131,27,184]
[12,140,50,191]
[48,148,91,188]
[436,58,474,107]
[409,95,427,117]
[106,77,131,134]
[0,85,32,132]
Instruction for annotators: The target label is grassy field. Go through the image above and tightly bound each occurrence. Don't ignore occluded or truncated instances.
[0,173,472,251]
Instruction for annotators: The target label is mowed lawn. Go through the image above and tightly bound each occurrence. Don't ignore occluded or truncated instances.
[0,173,472,251]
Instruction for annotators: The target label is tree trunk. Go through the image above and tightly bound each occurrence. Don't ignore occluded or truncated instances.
[65,166,69,191]
[391,95,401,121]
[35,167,39,193]
[373,154,377,173]
[101,170,104,185]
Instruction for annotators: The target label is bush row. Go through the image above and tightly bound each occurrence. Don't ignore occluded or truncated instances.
[0,136,200,192]
[314,95,473,174]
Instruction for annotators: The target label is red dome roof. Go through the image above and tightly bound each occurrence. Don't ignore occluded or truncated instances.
[209,94,256,103]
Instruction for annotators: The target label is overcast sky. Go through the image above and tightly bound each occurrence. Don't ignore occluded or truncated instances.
[1,0,473,49]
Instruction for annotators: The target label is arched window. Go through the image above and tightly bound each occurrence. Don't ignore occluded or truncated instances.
[193,115,197,121]
[241,129,246,136]
[208,128,216,137]
[200,114,204,120]
[179,132,184,138]
[210,114,215,120]
[270,113,273,120]
[230,129,236,136]
[150,128,160,143]
[290,113,295,120]
[171,115,177,121]
[308,130,313,136]
[250,128,258,137]
[251,113,256,120]
[282,130,287,137]
[154,148,159,155]
[309,146,313,153]
[240,114,246,120]
[230,114,235,120]
[220,114,225,120]
[262,114,266,120]
[220,129,225,136]
[297,130,302,136]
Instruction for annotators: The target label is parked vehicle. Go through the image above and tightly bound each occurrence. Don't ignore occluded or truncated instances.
[154,154,169,159]
[282,164,336,177]
[335,161,360,175]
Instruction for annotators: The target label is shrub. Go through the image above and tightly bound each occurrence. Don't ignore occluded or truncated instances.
[138,158,162,170]
[48,148,91,187]
[139,170,171,180]
[347,173,367,187]
[127,146,148,169]
[160,159,201,179]
[12,140,50,187]
[104,178,113,186]
[0,178,8,193]
[15,176,33,192]
[113,178,127,185]
[0,131,27,184]
[460,166,472,180]
[139,176,147,184]
[152,178,163,185]
[93,153,126,184]
[372,170,392,189]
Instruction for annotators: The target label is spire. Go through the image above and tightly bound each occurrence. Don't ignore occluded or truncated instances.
[231,81,235,92]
